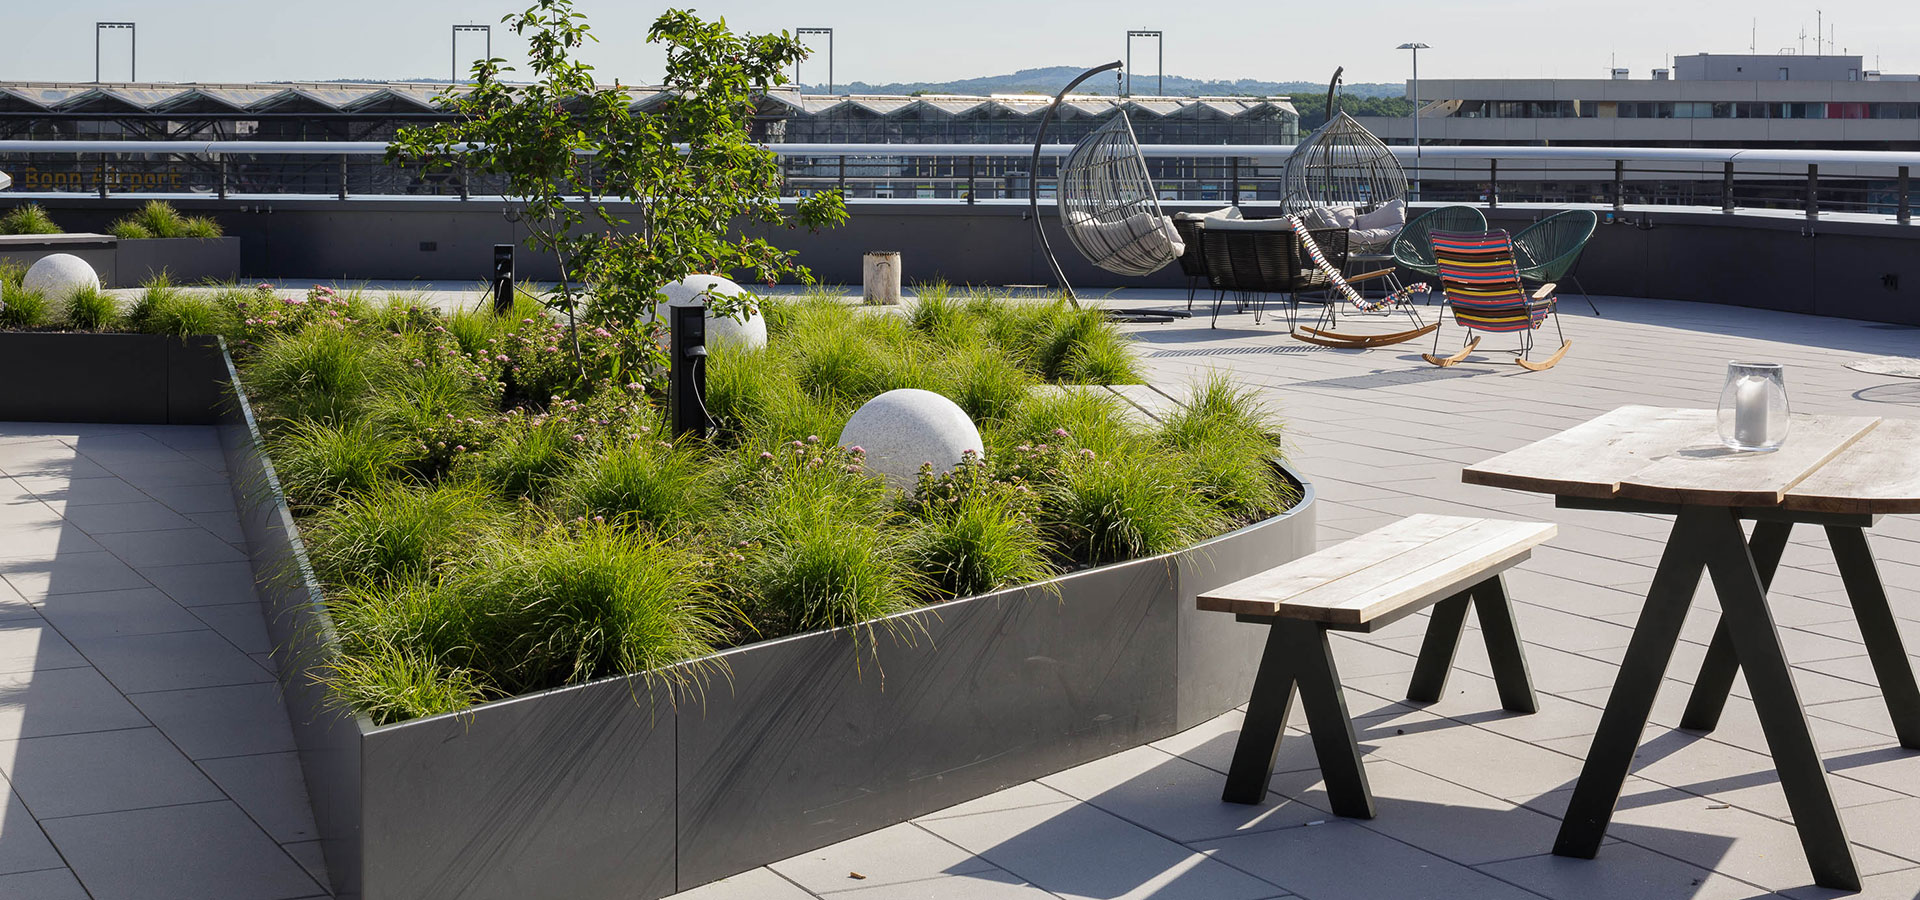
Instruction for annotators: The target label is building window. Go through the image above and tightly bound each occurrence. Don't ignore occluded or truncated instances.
[1778,67,1790,80]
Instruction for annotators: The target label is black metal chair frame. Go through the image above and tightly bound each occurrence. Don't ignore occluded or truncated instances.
[1203,224,1350,329]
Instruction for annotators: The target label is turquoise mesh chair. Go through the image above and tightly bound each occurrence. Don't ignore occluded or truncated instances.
[1392,205,1488,278]
[1512,209,1599,316]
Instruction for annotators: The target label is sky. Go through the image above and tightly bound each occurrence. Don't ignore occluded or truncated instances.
[2,0,1914,88]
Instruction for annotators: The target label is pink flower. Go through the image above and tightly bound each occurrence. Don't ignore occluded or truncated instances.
[1052,428,1070,438]
[848,445,865,455]
[759,451,774,461]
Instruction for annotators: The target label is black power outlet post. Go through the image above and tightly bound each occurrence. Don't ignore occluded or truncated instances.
[670,304,710,437]
[492,244,515,314]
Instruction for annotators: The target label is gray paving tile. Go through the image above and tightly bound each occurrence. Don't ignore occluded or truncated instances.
[919,795,1281,900]
[0,551,149,600]
[36,587,207,641]
[0,787,63,876]
[1477,846,1773,900]
[57,500,197,536]
[105,460,229,494]
[1778,865,1920,900]
[670,867,815,899]
[12,476,148,508]
[1196,820,1545,900]
[186,601,272,655]
[280,840,331,895]
[828,870,1067,899]
[0,621,89,674]
[42,801,321,900]
[0,867,90,900]
[126,682,297,760]
[0,727,223,819]
[770,822,1000,893]
[0,520,103,562]
[71,629,273,694]
[196,752,318,844]
[185,509,246,544]
[1276,758,1573,867]
[1038,745,1324,843]
[92,527,246,568]
[136,560,258,608]
[138,483,236,515]
[1606,780,1913,890]
[0,666,150,740]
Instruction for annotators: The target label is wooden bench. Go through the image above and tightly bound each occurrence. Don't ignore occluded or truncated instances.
[1197,513,1557,818]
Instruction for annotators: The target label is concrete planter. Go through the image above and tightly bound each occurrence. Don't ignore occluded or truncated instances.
[112,236,241,286]
[207,354,1319,900]
[0,332,227,424]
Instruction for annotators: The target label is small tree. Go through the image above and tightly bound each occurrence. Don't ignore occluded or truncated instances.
[391,1,845,382]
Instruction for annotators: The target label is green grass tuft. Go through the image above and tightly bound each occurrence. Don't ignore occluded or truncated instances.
[0,204,62,235]
[0,282,52,328]
[63,286,120,330]
[108,200,223,240]
[563,437,718,531]
[246,323,396,422]
[268,418,408,509]
[305,481,501,587]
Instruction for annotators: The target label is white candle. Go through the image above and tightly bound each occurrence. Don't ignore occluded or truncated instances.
[1735,375,1770,447]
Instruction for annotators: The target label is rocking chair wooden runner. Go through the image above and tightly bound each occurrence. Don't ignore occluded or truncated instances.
[1423,229,1571,371]
[1286,216,1436,348]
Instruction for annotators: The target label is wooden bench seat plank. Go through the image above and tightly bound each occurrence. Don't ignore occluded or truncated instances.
[1462,406,1715,499]
[1263,520,1557,627]
[1784,418,1920,515]
[1615,414,1880,507]
[1198,514,1556,626]
[1197,514,1483,615]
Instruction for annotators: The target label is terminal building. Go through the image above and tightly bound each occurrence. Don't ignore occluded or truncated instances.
[1358,52,1920,150]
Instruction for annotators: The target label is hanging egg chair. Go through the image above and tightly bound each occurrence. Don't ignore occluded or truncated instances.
[1030,60,1187,317]
[1280,68,1408,216]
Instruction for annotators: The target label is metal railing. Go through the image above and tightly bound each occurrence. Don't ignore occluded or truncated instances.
[1,140,1915,223]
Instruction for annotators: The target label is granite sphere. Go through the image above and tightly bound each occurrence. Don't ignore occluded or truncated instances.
[652,274,767,349]
[839,389,984,488]
[21,253,101,302]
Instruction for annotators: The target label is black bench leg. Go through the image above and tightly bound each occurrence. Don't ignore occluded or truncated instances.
[1284,622,1377,819]
[1680,521,1792,732]
[1473,574,1538,714]
[1223,619,1300,805]
[1827,525,1920,749]
[1407,589,1471,704]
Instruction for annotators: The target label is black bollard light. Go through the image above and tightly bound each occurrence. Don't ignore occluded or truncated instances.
[491,244,514,314]
[669,303,711,437]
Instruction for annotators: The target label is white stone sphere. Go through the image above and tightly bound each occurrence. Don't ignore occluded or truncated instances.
[651,274,767,350]
[21,254,101,302]
[839,389,984,489]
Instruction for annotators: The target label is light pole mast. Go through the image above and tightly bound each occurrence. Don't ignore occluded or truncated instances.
[1397,42,1430,201]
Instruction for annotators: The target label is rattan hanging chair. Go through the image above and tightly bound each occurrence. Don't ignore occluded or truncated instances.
[1030,61,1186,315]
[1281,69,1408,217]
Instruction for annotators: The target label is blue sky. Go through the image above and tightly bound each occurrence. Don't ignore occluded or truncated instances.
[2,0,1911,88]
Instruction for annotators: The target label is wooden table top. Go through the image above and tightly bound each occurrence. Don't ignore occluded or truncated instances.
[1463,406,1920,513]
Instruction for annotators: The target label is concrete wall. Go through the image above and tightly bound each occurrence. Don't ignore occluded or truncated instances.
[5,195,1919,324]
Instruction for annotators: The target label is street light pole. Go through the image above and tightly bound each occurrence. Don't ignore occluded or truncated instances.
[1397,42,1430,201]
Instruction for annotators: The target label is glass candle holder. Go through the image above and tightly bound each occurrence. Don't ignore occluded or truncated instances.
[1718,362,1790,452]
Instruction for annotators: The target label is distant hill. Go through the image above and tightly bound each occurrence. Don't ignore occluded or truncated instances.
[800,66,1402,98]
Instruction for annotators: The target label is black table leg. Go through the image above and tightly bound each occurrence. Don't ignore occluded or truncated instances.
[1407,589,1472,704]
[1223,619,1300,804]
[1827,525,1920,749]
[1680,520,1792,731]
[1474,574,1539,714]
[1283,622,1376,819]
[1554,507,1709,860]
[1702,508,1859,891]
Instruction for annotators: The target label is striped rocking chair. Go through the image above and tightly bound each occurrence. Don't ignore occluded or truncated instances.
[1424,229,1571,371]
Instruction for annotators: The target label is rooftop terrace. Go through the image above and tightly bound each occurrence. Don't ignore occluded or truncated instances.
[0,289,1915,898]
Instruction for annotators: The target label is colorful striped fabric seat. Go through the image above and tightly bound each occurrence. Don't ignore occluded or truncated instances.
[1430,229,1554,333]
[1423,228,1571,371]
